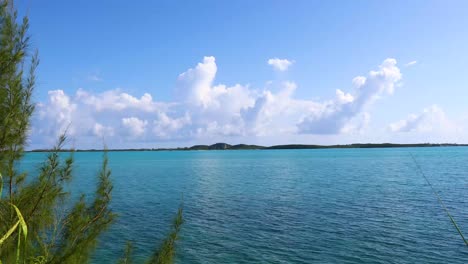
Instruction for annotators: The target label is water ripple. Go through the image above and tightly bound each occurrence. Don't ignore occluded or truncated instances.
[19,147,468,263]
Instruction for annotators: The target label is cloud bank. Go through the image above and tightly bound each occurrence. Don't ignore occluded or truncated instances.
[389,105,453,133]
[30,56,462,148]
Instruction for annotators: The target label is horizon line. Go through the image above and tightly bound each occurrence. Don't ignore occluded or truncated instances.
[27,142,468,152]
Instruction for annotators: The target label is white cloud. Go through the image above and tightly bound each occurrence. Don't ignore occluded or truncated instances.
[386,105,467,143]
[388,105,452,133]
[176,56,218,107]
[341,112,371,134]
[297,58,402,134]
[240,81,317,136]
[122,117,148,137]
[267,58,293,71]
[93,123,114,138]
[352,76,367,87]
[33,56,465,148]
[76,89,160,112]
[35,90,77,140]
[405,60,418,67]
[153,112,191,138]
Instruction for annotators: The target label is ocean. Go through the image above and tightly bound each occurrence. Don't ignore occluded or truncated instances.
[20,147,468,263]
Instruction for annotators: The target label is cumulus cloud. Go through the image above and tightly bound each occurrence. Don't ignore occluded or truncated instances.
[122,117,148,137]
[267,58,293,71]
[386,105,467,143]
[153,112,191,139]
[297,58,402,134]
[388,105,452,133]
[36,90,77,139]
[93,123,114,138]
[33,57,410,148]
[76,89,160,112]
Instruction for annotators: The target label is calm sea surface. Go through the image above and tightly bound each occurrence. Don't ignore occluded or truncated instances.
[20,147,468,263]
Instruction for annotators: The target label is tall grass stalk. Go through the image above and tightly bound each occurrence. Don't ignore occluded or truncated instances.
[0,203,28,264]
[410,153,468,247]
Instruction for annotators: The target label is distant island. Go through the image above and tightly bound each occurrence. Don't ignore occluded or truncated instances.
[29,143,468,152]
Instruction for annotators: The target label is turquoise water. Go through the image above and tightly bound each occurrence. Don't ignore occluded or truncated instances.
[20,148,468,263]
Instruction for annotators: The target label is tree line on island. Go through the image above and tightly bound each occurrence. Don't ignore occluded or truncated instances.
[30,142,468,152]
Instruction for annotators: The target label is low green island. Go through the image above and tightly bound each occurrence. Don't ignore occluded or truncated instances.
[29,142,468,152]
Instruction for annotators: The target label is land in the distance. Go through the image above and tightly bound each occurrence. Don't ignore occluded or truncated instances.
[29,143,468,152]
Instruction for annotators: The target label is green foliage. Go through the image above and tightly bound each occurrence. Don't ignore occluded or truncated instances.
[0,1,183,263]
[0,173,3,199]
[147,207,184,264]
[48,150,116,264]
[0,0,38,201]
[117,242,134,264]
[0,203,26,246]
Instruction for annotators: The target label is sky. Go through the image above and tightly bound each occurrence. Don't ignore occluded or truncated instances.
[13,0,468,149]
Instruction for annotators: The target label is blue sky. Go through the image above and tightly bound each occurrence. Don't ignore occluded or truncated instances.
[15,0,468,148]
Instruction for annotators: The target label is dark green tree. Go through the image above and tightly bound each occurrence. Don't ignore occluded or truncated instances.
[0,1,183,263]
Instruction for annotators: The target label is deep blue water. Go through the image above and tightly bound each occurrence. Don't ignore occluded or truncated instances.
[20,147,468,263]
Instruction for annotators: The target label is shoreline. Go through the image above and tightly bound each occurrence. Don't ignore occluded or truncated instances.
[27,143,468,152]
